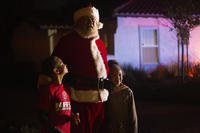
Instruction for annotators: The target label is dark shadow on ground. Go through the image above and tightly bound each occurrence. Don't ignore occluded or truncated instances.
[0,77,200,133]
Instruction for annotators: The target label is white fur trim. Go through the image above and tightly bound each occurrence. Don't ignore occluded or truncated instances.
[98,22,103,29]
[90,37,107,78]
[99,89,109,102]
[70,88,109,103]
[74,6,100,23]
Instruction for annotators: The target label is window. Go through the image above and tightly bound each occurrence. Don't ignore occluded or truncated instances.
[140,27,159,64]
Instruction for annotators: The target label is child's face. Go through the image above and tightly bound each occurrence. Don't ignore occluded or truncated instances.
[55,58,68,75]
[109,65,123,87]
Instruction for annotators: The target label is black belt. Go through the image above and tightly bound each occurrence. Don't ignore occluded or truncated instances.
[65,75,114,90]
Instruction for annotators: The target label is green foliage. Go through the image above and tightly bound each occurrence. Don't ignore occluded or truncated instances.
[121,62,200,90]
[122,64,149,88]
[150,64,175,81]
[122,64,179,84]
[163,0,200,82]
[164,0,200,42]
[0,121,40,133]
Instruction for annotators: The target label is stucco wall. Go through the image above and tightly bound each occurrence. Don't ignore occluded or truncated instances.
[109,17,180,70]
[189,25,200,63]
[159,25,178,65]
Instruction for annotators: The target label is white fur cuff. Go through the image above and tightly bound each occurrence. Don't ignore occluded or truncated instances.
[70,88,109,103]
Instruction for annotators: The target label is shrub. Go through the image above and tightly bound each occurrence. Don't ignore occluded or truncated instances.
[187,62,200,79]
[122,64,149,88]
[150,65,171,81]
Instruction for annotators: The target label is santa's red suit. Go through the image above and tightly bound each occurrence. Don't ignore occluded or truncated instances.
[52,30,109,133]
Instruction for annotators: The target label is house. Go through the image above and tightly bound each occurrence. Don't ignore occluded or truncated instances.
[106,0,200,71]
[11,0,200,74]
[11,17,71,72]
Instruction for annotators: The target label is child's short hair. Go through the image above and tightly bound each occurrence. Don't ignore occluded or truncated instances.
[42,56,60,76]
[108,59,120,68]
[108,59,124,75]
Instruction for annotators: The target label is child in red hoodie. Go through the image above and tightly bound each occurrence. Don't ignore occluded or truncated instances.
[37,56,80,133]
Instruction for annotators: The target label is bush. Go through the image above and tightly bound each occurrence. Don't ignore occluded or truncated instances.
[122,64,149,88]
[187,62,200,79]
[150,65,171,81]
[0,120,40,133]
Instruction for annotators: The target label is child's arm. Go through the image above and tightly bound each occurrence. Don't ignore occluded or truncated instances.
[37,86,62,133]
[38,110,62,133]
[128,89,138,133]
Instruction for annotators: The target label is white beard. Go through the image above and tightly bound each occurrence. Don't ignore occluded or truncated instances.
[75,27,99,39]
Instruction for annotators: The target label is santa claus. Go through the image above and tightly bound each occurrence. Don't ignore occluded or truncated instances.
[52,5,110,133]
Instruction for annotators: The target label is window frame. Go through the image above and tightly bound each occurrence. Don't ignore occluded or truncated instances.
[139,26,160,66]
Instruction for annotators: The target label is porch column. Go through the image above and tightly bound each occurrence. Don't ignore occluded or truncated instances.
[48,29,57,55]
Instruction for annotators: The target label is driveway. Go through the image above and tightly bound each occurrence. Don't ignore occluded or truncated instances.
[137,101,200,133]
[0,90,200,133]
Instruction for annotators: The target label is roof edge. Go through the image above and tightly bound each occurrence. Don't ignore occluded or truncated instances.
[114,13,166,18]
[113,0,133,16]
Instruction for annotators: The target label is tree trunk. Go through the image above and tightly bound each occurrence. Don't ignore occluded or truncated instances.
[181,39,185,84]
[177,36,180,78]
[186,39,189,74]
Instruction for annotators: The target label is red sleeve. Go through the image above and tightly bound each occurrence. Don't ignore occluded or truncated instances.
[96,38,110,75]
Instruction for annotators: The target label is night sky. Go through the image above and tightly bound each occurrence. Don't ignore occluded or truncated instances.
[0,0,124,50]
